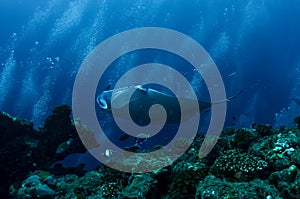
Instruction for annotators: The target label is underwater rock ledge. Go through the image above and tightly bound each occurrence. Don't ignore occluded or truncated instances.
[1,105,300,198]
[0,105,86,198]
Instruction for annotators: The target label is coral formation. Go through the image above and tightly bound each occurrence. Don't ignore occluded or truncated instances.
[2,108,300,198]
[210,149,268,181]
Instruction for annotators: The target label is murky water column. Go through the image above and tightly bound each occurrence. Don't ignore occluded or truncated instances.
[1,0,172,126]
[30,1,90,127]
[273,64,300,128]
[0,50,17,109]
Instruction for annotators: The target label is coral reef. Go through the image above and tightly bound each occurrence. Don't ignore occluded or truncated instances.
[2,108,300,198]
[0,105,86,198]
[32,105,86,169]
[0,111,38,198]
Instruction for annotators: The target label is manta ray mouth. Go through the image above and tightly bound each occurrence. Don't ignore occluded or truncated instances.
[97,95,108,109]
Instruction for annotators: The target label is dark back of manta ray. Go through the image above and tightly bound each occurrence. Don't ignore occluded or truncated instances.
[129,88,181,126]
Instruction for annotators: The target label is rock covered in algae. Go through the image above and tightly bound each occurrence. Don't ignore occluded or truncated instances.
[166,160,208,198]
[122,173,158,198]
[195,175,282,199]
[17,175,55,199]
[269,164,300,198]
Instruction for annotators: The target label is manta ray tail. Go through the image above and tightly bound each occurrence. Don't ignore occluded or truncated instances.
[211,89,243,105]
[197,90,243,111]
[227,89,244,101]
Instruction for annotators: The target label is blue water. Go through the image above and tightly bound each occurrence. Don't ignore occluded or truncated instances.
[0,0,300,130]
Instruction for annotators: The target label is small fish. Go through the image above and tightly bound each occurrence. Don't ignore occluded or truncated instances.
[118,134,131,141]
[135,133,150,144]
[153,145,163,150]
[119,133,151,142]
[228,72,237,77]
[9,184,16,195]
[251,122,257,129]
[232,116,236,121]
[124,145,140,152]
[104,149,114,157]
[56,138,74,154]
[203,109,210,114]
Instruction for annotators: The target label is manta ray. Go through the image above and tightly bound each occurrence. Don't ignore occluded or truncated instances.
[97,85,242,125]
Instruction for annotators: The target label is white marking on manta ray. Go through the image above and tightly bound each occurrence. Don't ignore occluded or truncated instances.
[97,85,241,125]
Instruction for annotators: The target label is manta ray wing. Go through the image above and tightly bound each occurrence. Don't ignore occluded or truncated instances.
[110,86,144,109]
[99,85,242,125]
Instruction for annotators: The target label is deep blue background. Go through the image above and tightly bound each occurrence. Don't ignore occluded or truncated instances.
[1,0,300,130]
